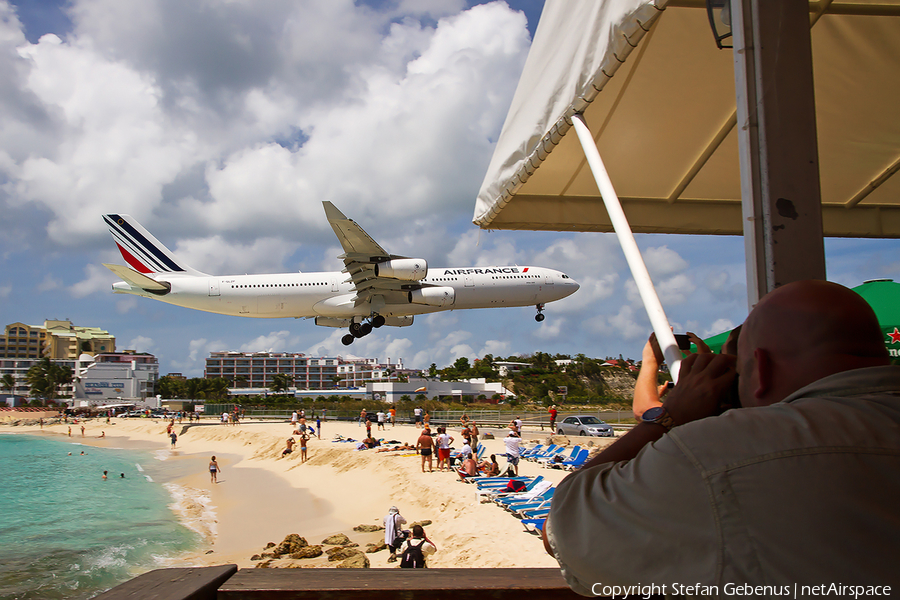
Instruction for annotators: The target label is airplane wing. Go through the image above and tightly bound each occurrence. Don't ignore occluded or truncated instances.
[103,263,171,293]
[322,201,425,306]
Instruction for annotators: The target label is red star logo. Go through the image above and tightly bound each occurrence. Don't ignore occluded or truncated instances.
[888,327,900,344]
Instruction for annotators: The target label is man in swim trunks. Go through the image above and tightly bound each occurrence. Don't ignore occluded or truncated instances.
[416,429,435,473]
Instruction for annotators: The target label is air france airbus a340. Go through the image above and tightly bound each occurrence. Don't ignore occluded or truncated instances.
[102,202,579,345]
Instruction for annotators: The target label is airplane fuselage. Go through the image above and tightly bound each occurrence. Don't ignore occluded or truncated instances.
[113,265,577,321]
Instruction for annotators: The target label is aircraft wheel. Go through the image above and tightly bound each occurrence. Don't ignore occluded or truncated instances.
[341,334,355,346]
[535,313,545,322]
[359,322,373,336]
[372,315,386,328]
[349,322,361,335]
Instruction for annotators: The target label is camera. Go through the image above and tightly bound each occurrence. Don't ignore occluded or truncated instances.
[674,333,691,351]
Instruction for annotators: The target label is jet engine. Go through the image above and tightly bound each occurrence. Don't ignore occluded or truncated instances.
[374,259,427,281]
[408,286,455,307]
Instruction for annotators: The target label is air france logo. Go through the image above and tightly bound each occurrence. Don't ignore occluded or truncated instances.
[443,267,522,275]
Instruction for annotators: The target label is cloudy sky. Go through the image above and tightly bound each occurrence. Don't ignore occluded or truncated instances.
[1,0,897,377]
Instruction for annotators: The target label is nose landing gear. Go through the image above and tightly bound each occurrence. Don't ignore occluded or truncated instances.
[535,303,546,322]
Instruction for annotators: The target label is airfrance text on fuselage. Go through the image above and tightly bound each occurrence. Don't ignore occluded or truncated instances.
[443,268,526,275]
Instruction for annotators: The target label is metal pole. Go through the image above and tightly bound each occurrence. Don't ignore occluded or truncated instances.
[571,114,682,381]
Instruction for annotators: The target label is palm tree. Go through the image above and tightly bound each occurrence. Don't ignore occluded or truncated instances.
[1,373,16,394]
[26,358,73,402]
[270,373,293,394]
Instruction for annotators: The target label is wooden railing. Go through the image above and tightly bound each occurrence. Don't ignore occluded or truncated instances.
[95,566,665,599]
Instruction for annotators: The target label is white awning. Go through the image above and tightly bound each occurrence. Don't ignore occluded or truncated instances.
[473,0,900,237]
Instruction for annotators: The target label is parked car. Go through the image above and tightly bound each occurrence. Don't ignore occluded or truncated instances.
[556,415,614,437]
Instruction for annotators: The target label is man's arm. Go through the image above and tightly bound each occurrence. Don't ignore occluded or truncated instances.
[632,333,665,419]
[544,353,737,554]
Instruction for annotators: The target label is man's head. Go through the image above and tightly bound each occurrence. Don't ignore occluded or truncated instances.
[737,280,888,407]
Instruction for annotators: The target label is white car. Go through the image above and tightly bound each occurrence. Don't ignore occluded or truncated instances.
[557,415,614,437]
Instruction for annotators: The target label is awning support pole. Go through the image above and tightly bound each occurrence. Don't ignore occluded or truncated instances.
[571,113,682,381]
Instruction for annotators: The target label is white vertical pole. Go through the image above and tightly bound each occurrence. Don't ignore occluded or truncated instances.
[571,114,682,381]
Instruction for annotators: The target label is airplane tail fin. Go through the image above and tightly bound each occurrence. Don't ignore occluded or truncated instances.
[103,214,207,276]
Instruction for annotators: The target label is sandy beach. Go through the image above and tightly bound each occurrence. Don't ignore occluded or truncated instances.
[10,415,617,570]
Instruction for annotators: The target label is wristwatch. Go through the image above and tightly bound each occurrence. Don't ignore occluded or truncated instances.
[641,406,675,431]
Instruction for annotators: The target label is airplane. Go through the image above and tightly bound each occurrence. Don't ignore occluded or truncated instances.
[102,202,580,346]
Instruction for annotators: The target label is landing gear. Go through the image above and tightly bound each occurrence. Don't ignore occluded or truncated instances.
[342,316,381,345]
[535,303,546,322]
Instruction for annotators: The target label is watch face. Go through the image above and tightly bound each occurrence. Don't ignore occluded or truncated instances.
[641,406,665,422]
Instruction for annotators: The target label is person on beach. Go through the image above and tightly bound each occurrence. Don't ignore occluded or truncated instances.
[469,421,479,449]
[435,427,453,472]
[423,411,430,429]
[291,411,298,426]
[389,407,396,427]
[316,416,321,439]
[484,454,501,477]
[416,429,435,473]
[384,506,408,563]
[169,431,177,448]
[365,416,372,439]
[81,425,85,437]
[414,407,422,428]
[548,405,558,430]
[359,409,367,427]
[399,524,436,568]
[99,431,105,438]
[282,437,295,457]
[503,429,522,476]
[209,456,221,483]
[377,410,385,430]
[457,453,478,480]
[68,426,71,437]
[299,432,309,462]
[545,280,900,594]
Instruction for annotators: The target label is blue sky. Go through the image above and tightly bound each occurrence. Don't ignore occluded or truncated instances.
[1,0,898,377]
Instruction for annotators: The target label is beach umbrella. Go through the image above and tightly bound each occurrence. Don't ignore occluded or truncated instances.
[697,279,900,359]
[851,279,900,363]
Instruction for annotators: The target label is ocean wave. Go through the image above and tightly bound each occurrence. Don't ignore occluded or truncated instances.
[163,483,217,544]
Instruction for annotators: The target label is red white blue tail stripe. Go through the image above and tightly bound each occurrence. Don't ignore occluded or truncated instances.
[103,214,198,275]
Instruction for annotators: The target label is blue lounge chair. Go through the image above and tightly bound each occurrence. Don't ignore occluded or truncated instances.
[496,481,553,507]
[521,518,545,533]
[519,506,551,519]
[476,475,545,499]
[520,444,544,459]
[548,447,589,470]
[530,445,565,462]
[525,444,557,461]
[538,445,580,466]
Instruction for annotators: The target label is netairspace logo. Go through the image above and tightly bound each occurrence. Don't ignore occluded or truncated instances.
[589,583,892,599]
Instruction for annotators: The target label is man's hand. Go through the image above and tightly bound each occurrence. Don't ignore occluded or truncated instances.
[665,352,737,426]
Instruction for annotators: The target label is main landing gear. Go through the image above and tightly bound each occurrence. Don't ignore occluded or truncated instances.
[535,303,546,322]
[341,315,386,346]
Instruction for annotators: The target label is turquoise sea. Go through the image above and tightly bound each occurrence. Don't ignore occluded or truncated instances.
[0,433,203,600]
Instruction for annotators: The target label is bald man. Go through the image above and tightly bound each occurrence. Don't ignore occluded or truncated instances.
[545,281,900,595]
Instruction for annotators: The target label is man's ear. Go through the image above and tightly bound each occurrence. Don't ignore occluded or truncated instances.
[753,348,774,403]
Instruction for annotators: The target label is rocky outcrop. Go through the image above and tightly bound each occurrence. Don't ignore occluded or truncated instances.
[289,545,323,559]
[410,520,432,528]
[321,533,351,545]
[273,534,308,557]
[327,547,363,562]
[336,552,370,568]
[353,524,383,532]
[365,541,387,553]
